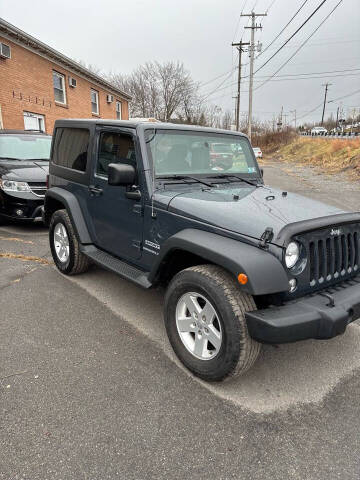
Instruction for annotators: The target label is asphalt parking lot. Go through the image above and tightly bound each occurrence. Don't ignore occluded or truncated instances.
[1,161,360,479]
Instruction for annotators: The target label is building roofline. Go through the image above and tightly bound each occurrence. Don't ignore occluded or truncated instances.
[0,17,132,101]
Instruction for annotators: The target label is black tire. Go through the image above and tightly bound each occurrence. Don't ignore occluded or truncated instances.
[49,209,90,275]
[164,265,261,382]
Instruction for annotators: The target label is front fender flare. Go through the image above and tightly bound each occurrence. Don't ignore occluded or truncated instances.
[44,188,92,244]
[149,229,289,295]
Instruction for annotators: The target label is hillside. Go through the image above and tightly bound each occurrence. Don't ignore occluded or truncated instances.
[267,137,360,179]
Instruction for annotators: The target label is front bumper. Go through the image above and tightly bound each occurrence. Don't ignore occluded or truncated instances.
[246,279,360,344]
[0,202,43,221]
[0,191,44,221]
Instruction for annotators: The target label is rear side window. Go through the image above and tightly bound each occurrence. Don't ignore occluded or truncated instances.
[53,128,89,172]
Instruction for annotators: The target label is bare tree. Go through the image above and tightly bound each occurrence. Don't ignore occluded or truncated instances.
[108,61,199,121]
[222,110,232,130]
[75,59,103,76]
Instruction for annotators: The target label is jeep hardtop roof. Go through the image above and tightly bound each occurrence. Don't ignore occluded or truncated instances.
[53,119,248,138]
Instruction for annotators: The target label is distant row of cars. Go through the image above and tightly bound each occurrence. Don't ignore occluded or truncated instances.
[0,129,263,224]
[309,124,360,135]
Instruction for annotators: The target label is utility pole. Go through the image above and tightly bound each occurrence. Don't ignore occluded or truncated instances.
[242,11,267,140]
[231,41,250,131]
[321,82,332,126]
[335,106,339,129]
[277,105,283,131]
[290,109,297,129]
[283,113,288,129]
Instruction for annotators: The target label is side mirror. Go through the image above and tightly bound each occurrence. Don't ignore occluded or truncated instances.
[108,163,136,186]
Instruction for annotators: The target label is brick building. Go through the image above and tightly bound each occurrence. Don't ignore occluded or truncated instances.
[0,18,131,134]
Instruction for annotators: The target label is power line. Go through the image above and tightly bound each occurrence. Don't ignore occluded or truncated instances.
[296,87,360,121]
[257,0,309,59]
[265,0,278,14]
[232,0,249,42]
[198,67,236,88]
[259,37,360,52]
[254,67,360,79]
[254,0,344,91]
[296,102,324,120]
[252,72,360,82]
[201,70,235,101]
[254,0,328,75]
[200,69,360,99]
[328,88,360,103]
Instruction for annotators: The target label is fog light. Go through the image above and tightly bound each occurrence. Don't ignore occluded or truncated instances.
[15,209,24,216]
[289,279,297,293]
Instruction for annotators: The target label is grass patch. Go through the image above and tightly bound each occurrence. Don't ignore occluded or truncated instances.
[272,137,360,178]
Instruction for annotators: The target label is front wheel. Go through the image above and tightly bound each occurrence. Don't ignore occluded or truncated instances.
[49,209,90,275]
[164,265,261,382]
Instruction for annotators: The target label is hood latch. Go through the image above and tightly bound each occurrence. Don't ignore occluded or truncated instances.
[259,227,274,249]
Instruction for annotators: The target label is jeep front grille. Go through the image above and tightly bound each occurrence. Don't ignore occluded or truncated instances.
[300,224,360,287]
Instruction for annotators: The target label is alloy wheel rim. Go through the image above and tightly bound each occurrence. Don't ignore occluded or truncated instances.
[54,223,70,263]
[175,292,222,360]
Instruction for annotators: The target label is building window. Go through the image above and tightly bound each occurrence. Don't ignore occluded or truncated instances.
[91,89,99,115]
[53,71,66,104]
[23,112,45,132]
[116,101,122,120]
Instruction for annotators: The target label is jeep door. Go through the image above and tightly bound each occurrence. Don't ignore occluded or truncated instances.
[86,127,143,261]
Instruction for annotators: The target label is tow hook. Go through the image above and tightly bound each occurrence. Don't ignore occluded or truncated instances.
[319,292,335,307]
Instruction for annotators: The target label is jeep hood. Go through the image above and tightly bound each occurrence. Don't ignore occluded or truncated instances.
[156,185,345,245]
[0,160,49,182]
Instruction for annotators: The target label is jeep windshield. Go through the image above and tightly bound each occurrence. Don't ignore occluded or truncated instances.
[145,129,260,180]
[0,134,52,161]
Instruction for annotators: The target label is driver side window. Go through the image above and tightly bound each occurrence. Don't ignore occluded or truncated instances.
[96,132,136,177]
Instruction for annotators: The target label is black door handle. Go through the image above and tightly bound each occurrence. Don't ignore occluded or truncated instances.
[88,185,103,196]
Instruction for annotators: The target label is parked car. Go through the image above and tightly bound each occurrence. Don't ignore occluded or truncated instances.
[209,142,234,170]
[44,119,360,382]
[252,147,262,158]
[0,130,52,223]
[311,126,327,135]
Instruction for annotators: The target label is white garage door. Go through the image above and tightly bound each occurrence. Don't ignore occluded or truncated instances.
[23,112,45,132]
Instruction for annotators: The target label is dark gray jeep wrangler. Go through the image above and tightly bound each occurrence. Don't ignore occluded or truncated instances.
[44,119,360,382]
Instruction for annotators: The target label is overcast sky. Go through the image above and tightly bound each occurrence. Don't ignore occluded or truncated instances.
[1,0,359,125]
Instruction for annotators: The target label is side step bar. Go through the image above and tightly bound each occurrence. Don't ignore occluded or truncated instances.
[81,245,152,289]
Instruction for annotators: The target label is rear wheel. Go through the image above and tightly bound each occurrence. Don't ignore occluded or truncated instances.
[49,209,90,275]
[164,265,261,382]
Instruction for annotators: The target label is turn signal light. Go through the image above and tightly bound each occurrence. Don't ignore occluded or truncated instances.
[237,273,248,285]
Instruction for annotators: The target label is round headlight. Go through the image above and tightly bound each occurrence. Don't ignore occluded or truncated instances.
[285,242,300,269]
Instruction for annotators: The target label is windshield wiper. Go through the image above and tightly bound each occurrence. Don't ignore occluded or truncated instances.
[207,174,260,187]
[157,175,213,188]
[0,157,22,161]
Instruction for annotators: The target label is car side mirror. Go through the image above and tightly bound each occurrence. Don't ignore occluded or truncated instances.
[108,163,136,186]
